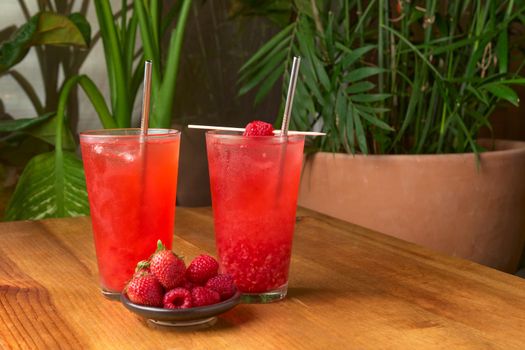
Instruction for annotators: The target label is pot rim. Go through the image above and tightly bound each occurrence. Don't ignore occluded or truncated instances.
[310,139,525,160]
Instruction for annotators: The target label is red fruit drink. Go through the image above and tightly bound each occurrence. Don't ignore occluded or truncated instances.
[206,132,305,302]
[80,129,180,297]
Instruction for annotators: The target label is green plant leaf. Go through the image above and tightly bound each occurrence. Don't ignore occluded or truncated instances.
[77,75,117,129]
[94,0,130,127]
[293,0,314,18]
[134,0,161,84]
[382,24,444,80]
[0,12,90,73]
[239,23,295,73]
[419,32,489,56]
[0,16,38,72]
[300,57,324,103]
[0,113,54,132]
[238,34,290,82]
[238,49,288,96]
[353,108,368,153]
[294,79,317,124]
[151,0,194,128]
[346,81,376,94]
[290,83,311,130]
[465,85,489,106]
[68,12,92,46]
[415,82,439,153]
[358,106,390,113]
[324,12,335,61]
[348,0,377,46]
[346,102,355,153]
[296,22,331,90]
[4,151,89,220]
[484,83,519,106]
[496,30,508,74]
[358,109,395,131]
[124,14,139,85]
[350,93,391,103]
[31,12,90,46]
[337,44,376,68]
[254,64,285,104]
[0,18,35,73]
[344,67,386,83]
[237,0,523,156]
[0,136,52,167]
[335,88,348,152]
[25,115,77,151]
[489,79,525,85]
[311,52,331,91]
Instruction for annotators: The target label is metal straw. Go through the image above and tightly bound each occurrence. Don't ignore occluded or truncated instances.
[140,60,153,137]
[139,61,153,208]
[280,56,301,136]
[275,57,301,196]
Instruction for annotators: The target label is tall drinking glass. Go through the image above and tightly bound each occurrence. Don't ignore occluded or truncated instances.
[206,132,305,303]
[80,129,180,298]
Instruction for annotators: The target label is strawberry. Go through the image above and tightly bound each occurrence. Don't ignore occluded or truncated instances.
[163,288,192,309]
[191,287,220,307]
[186,254,219,285]
[133,260,151,277]
[243,120,274,136]
[125,272,164,307]
[205,274,236,300]
[149,240,186,290]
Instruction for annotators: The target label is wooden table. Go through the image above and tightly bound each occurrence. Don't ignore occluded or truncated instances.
[1,207,525,349]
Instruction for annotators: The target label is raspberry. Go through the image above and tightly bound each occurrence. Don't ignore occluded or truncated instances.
[205,274,236,300]
[182,279,194,291]
[191,287,220,307]
[125,273,164,307]
[163,288,192,309]
[217,237,292,293]
[243,120,274,136]
[186,255,219,285]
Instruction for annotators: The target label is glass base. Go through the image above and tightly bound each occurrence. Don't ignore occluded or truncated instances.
[101,288,121,300]
[148,317,217,328]
[240,283,288,303]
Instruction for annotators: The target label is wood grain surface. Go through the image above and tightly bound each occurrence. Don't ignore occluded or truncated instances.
[0,207,524,349]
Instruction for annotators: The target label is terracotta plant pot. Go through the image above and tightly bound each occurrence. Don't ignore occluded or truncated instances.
[298,140,525,272]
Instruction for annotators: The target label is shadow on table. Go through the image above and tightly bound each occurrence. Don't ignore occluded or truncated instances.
[147,305,255,332]
[145,288,334,332]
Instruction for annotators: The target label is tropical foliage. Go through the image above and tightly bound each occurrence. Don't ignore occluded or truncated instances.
[2,0,192,220]
[0,1,91,220]
[239,0,525,155]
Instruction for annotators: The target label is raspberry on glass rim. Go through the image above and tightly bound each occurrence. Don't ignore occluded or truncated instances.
[243,120,274,136]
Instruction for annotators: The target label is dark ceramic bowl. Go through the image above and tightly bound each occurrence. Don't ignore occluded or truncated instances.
[120,291,242,327]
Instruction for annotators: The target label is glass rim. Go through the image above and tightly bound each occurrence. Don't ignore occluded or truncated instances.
[205,130,304,141]
[80,128,180,139]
